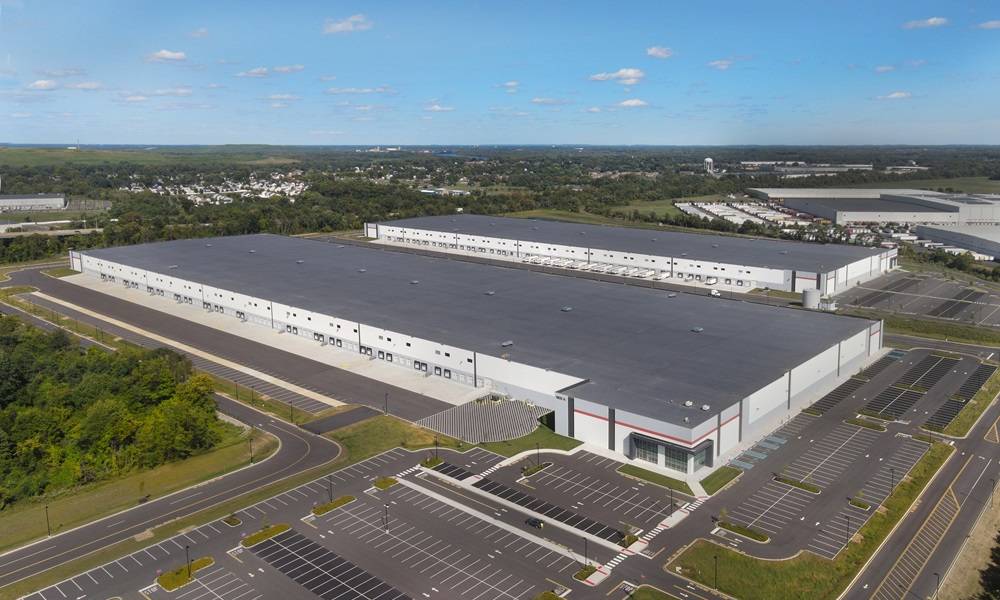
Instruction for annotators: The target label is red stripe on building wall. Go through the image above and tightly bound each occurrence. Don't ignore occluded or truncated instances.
[574,408,740,448]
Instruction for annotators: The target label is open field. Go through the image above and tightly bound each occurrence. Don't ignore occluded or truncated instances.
[612,193,724,219]
[326,414,461,462]
[0,426,275,553]
[0,146,299,167]
[506,208,628,226]
[849,177,1000,194]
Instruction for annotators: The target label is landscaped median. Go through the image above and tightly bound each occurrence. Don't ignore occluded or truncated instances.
[312,495,355,516]
[574,564,597,581]
[240,523,290,548]
[717,520,769,543]
[373,476,398,490]
[700,466,741,496]
[618,464,694,496]
[845,416,887,432]
[668,442,954,600]
[156,556,214,591]
[773,475,821,494]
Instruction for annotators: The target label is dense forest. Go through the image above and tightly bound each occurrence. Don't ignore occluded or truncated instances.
[0,317,223,508]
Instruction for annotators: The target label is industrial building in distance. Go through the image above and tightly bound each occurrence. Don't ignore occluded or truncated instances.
[365,214,895,296]
[750,187,1000,226]
[70,234,883,480]
[915,224,1000,262]
[0,193,66,212]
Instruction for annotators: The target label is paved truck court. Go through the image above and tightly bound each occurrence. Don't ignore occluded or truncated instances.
[840,271,1000,326]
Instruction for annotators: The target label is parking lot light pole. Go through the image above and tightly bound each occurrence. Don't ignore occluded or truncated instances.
[669,487,674,516]
[990,478,995,508]
[185,545,191,578]
[44,505,50,537]
[328,475,333,503]
[249,432,254,464]
[934,572,940,599]
[845,514,850,548]
[714,554,718,589]
[890,467,895,494]
[384,504,389,533]
[434,437,439,460]
[535,442,540,466]
[384,392,389,415]
[583,537,588,566]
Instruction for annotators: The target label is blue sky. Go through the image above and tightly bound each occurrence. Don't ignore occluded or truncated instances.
[2,0,999,145]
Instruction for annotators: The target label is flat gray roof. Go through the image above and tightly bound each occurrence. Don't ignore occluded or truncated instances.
[916,225,1000,243]
[378,214,883,272]
[785,197,954,213]
[749,188,944,199]
[83,234,873,426]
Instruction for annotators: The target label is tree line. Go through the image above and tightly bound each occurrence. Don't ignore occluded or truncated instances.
[0,317,223,508]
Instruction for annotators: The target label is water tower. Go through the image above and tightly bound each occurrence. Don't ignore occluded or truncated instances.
[704,158,714,174]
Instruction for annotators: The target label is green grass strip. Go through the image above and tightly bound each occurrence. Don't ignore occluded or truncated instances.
[845,417,887,432]
[241,523,290,548]
[574,564,597,581]
[718,521,769,542]
[618,464,694,496]
[157,556,214,591]
[312,495,355,516]
[373,476,397,490]
[700,466,741,496]
[774,475,821,494]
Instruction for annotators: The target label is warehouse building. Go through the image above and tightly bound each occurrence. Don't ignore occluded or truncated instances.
[365,214,895,296]
[0,193,67,212]
[749,188,1000,226]
[71,234,883,480]
[915,225,1000,262]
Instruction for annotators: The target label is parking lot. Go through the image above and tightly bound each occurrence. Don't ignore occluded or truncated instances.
[840,272,1000,327]
[148,563,265,600]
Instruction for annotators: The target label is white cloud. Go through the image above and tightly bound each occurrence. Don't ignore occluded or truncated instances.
[424,103,454,112]
[267,93,300,101]
[152,86,193,96]
[585,106,601,113]
[902,17,948,29]
[270,102,289,109]
[273,64,304,73]
[320,75,337,81]
[27,79,57,90]
[500,80,519,93]
[65,81,102,90]
[707,59,733,70]
[906,59,927,67]
[531,97,571,105]
[189,27,208,38]
[874,65,895,73]
[123,95,148,102]
[646,46,673,59]
[978,20,1000,29]
[323,14,373,34]
[147,49,187,62]
[206,83,224,89]
[37,67,84,78]
[619,98,648,107]
[325,86,393,95]
[589,67,645,85]
[10,112,31,119]
[236,67,269,78]
[877,91,912,100]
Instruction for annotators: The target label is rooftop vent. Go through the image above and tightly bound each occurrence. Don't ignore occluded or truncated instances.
[532,226,539,230]
[500,340,514,348]
[667,293,677,298]
[410,280,419,285]
[560,306,573,312]
[684,400,694,407]
[296,260,304,264]
[691,326,704,333]
[249,249,256,254]
[701,404,711,411]
[712,244,719,248]
[684,417,690,423]
[336,245,345,248]
[780,250,788,254]
[484,290,496,296]
[205,243,212,247]
[168,265,178,269]
[357,268,367,273]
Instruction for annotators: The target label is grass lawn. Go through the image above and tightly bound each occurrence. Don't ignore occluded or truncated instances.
[505,209,625,226]
[208,373,314,425]
[312,495,355,516]
[939,367,1000,437]
[327,415,461,463]
[774,475,821,494]
[373,476,397,490]
[40,267,80,278]
[839,308,1000,346]
[846,417,887,432]
[157,556,214,591]
[241,523,290,548]
[618,464,694,496]
[0,425,275,553]
[574,564,597,581]
[700,466,741,496]
[628,586,682,600]
[669,442,953,600]
[718,520,769,542]
[478,424,581,457]
[849,177,1000,195]
[532,592,563,600]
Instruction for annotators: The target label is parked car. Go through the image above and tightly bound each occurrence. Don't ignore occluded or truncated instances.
[526,518,545,529]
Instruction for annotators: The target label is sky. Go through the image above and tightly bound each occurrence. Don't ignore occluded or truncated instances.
[1,0,999,146]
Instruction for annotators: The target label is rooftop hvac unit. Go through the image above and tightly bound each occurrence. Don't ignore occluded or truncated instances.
[684,400,694,407]
[701,404,711,411]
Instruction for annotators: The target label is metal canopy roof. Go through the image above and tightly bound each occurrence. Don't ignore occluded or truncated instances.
[378,214,882,272]
[84,234,873,428]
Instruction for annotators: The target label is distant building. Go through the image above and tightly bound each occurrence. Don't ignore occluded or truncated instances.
[749,188,1000,226]
[0,193,67,212]
[914,225,1000,262]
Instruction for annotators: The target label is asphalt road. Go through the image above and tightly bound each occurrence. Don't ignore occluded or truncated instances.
[0,393,342,592]
[5,267,450,421]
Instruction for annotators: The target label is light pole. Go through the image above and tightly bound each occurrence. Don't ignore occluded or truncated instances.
[890,467,896,494]
[434,437,439,460]
[44,505,51,537]
[328,475,333,503]
[289,401,294,424]
[714,554,719,589]
[384,392,389,415]
[845,514,850,549]
[583,537,589,567]
[250,385,254,404]
[185,545,191,578]
[249,432,254,464]
[669,487,674,516]
[934,572,940,599]
[990,478,995,508]
[384,504,389,533]
[535,442,540,466]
